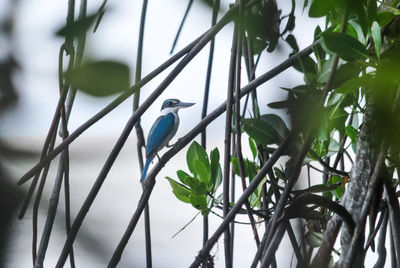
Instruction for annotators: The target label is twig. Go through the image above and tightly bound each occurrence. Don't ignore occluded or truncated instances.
[234,10,260,247]
[170,0,194,54]
[134,1,151,267]
[222,12,238,268]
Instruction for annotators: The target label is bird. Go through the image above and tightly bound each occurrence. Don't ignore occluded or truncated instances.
[140,98,195,182]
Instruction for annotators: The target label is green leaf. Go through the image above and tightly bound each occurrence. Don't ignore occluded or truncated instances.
[56,13,97,37]
[67,60,130,97]
[308,0,331,18]
[190,195,208,215]
[193,159,210,183]
[273,167,287,180]
[184,176,207,195]
[371,21,381,59]
[292,54,317,74]
[345,125,358,143]
[348,20,366,43]
[320,32,368,61]
[317,57,335,83]
[377,11,396,27]
[331,61,362,89]
[186,141,210,176]
[210,148,221,189]
[243,119,276,145]
[263,114,290,139]
[249,137,257,160]
[177,170,191,184]
[335,74,372,95]
[356,4,369,37]
[242,114,289,145]
[166,177,191,203]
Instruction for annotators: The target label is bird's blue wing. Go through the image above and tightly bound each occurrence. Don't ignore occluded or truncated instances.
[146,113,175,157]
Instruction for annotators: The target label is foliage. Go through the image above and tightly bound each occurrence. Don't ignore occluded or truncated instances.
[166,141,222,216]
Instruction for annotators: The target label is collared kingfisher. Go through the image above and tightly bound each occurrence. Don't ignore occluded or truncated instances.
[140,98,195,182]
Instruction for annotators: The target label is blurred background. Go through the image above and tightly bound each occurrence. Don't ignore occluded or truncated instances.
[0,0,323,266]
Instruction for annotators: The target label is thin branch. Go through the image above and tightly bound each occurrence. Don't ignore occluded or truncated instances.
[170,0,194,54]
[234,11,260,248]
[287,222,307,267]
[222,14,238,268]
[134,1,151,267]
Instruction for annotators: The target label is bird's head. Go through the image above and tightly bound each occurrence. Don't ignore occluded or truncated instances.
[161,98,195,113]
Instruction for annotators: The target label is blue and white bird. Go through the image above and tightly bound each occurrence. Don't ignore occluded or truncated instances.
[140,98,195,182]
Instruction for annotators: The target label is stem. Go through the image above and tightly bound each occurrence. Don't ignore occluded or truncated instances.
[222,17,238,268]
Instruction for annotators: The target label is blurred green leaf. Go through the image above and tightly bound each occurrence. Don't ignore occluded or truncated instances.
[292,53,317,74]
[268,100,289,109]
[242,114,289,145]
[331,61,362,89]
[356,4,369,37]
[348,20,366,43]
[377,11,396,27]
[345,125,358,143]
[308,0,332,18]
[249,137,257,160]
[320,32,368,61]
[166,177,191,203]
[67,60,130,97]
[318,57,335,83]
[335,74,372,95]
[371,21,381,59]
[56,14,97,37]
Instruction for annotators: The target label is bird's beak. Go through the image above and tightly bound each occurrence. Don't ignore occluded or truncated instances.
[177,101,195,108]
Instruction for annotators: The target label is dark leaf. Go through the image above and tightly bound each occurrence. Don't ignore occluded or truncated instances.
[67,60,130,97]
[308,0,332,18]
[320,32,368,61]
[286,34,299,51]
[268,100,289,109]
[56,14,97,37]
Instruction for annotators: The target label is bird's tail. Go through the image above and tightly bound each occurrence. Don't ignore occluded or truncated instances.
[140,156,153,182]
